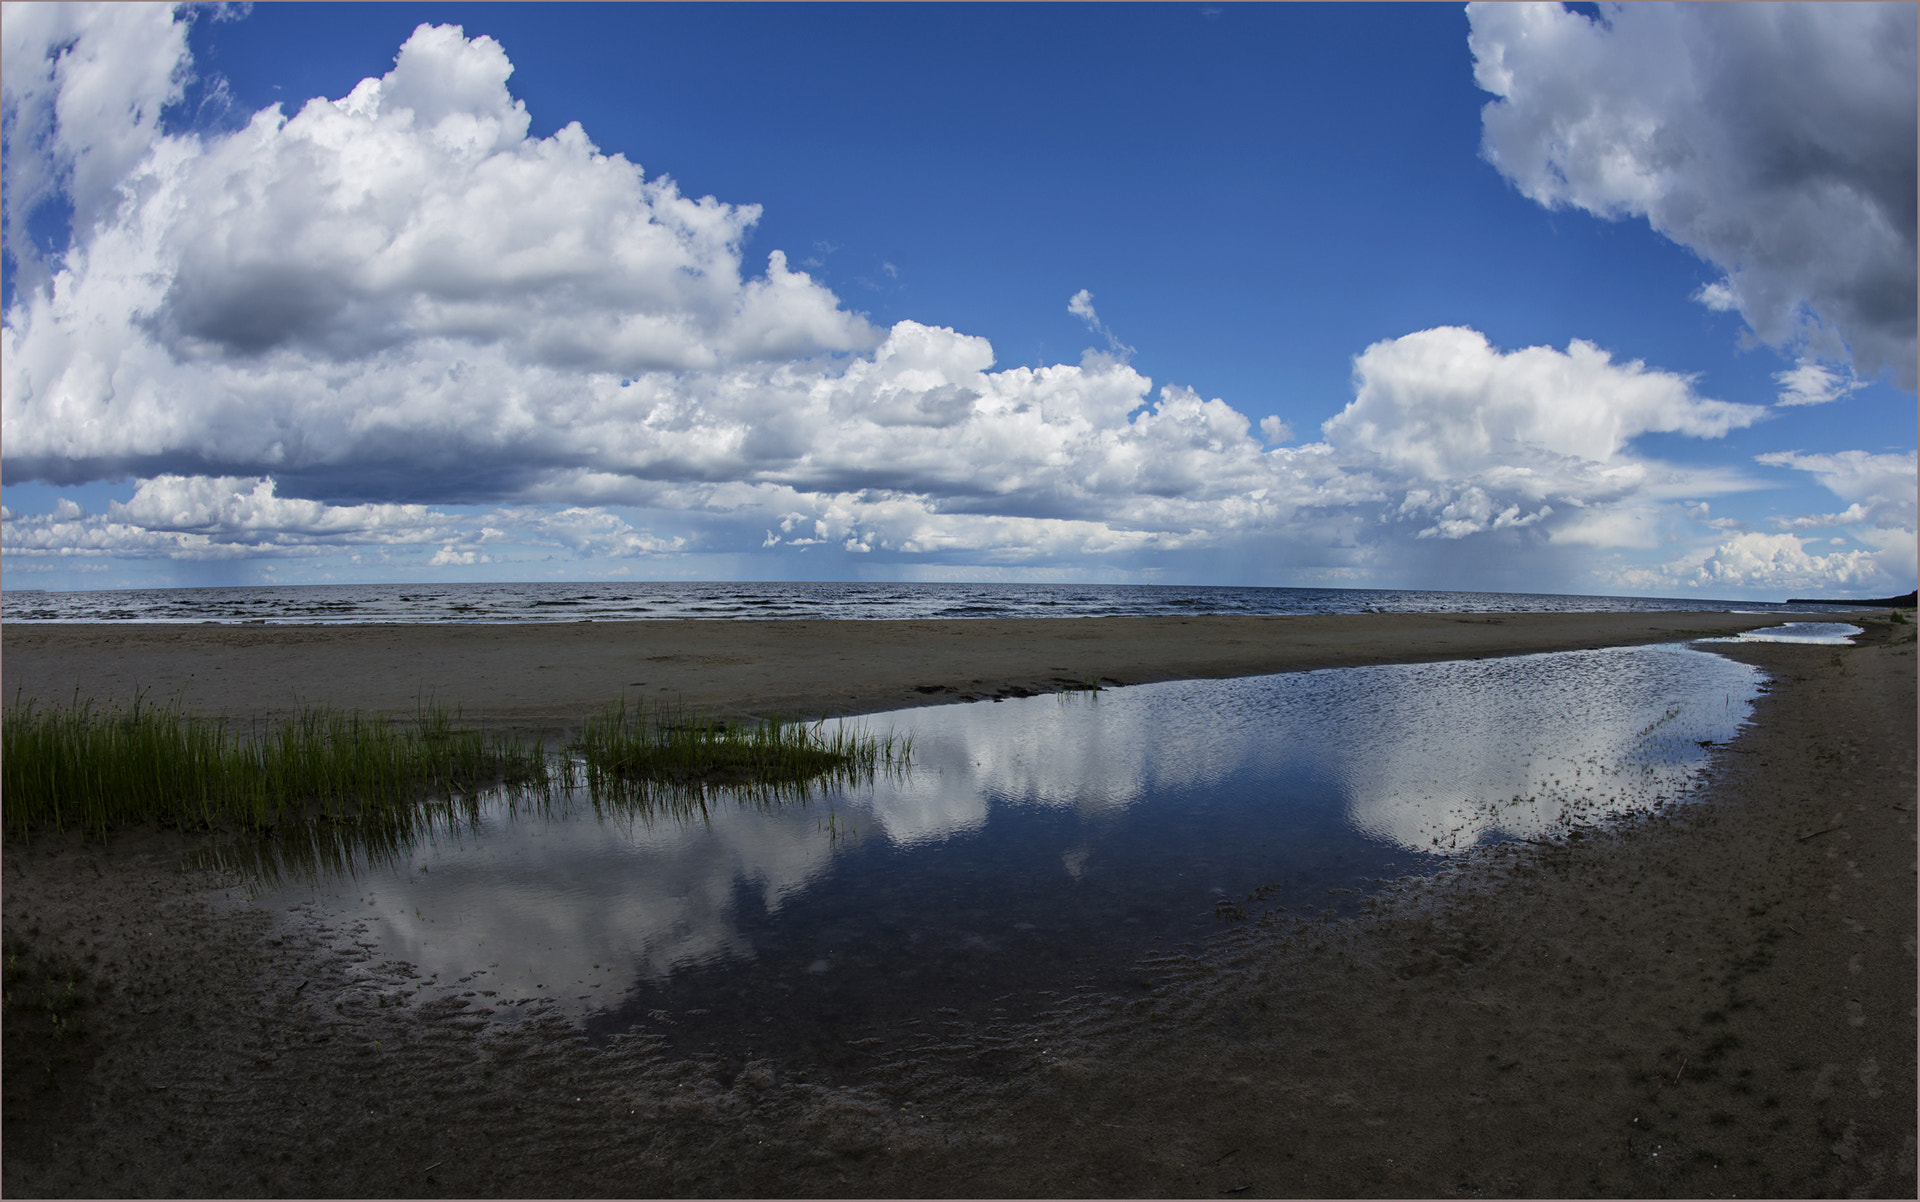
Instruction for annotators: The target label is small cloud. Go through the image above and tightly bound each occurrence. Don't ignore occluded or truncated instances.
[1067,289,1134,362]
[1259,415,1293,445]
[1693,280,1739,313]
[1771,503,1871,530]
[1773,360,1860,407]
[1686,501,1744,531]
[429,545,490,567]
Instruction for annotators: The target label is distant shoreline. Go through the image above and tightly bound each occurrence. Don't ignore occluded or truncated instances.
[1784,589,1917,607]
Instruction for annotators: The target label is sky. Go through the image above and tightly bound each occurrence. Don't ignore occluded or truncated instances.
[1,1,1914,600]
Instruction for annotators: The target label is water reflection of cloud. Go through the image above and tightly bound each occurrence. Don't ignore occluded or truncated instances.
[1324,648,1759,853]
[350,799,846,1011]
[876,646,1758,858]
[263,643,1760,1018]
[867,685,1254,845]
[1721,621,1861,645]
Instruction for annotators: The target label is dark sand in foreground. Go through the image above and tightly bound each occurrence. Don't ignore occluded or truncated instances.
[3,611,1914,1197]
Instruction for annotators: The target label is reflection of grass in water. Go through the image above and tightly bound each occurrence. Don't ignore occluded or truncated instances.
[2,693,551,844]
[188,786,565,889]
[1053,675,1108,706]
[572,698,909,818]
[218,702,908,884]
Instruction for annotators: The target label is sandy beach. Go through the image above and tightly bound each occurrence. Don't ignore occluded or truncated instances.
[3,610,1913,1197]
[0,609,1852,733]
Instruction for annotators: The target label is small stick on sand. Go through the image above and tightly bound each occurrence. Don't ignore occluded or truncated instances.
[1797,825,1844,841]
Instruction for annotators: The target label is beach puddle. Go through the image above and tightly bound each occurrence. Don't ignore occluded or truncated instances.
[236,643,1761,1062]
[1705,621,1863,645]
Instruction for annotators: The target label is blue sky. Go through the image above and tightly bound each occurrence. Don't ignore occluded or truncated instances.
[3,2,1914,599]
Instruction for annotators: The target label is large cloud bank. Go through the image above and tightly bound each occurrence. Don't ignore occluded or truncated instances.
[1470,0,1918,388]
[3,7,1912,595]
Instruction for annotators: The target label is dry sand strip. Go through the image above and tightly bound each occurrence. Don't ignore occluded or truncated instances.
[0,608,1866,734]
[2,612,1913,1198]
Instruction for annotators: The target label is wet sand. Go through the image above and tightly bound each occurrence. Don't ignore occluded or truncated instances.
[3,611,1913,1197]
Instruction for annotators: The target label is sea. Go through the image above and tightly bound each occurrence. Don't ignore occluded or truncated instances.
[0,580,1835,624]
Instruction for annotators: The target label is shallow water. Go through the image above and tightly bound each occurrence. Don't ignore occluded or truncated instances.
[1706,621,1863,645]
[244,642,1762,1061]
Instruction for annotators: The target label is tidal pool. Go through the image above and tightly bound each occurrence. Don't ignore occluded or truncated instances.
[243,642,1762,1062]
[1710,621,1863,645]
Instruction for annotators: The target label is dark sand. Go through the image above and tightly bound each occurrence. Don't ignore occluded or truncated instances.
[3,611,1913,1197]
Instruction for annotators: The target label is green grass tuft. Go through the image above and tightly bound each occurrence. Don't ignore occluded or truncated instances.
[2,692,551,843]
[572,698,909,813]
[6,693,910,882]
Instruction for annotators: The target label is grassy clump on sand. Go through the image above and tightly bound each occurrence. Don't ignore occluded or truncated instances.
[186,703,908,885]
[5,693,908,840]
[573,697,909,807]
[2,694,551,842]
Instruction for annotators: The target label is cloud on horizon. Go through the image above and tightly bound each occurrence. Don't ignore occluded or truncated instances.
[3,7,1912,596]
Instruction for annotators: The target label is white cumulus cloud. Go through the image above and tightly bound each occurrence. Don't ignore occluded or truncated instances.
[1687,531,1887,593]
[1322,326,1764,540]
[3,8,1908,597]
[1612,447,1918,594]
[1470,1,1917,386]
[0,1,191,298]
[0,475,682,565]
[2,17,877,490]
